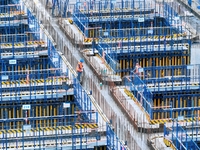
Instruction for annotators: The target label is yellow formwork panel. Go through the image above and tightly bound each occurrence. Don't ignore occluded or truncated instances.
[156,58,158,77]
[126,60,129,76]
[198,98,200,108]
[9,109,11,128]
[1,109,2,130]
[88,30,94,38]
[143,58,146,67]
[166,57,169,66]
[153,99,157,119]
[195,96,198,107]
[159,58,162,67]
[161,100,165,119]
[175,56,179,66]
[198,98,200,117]
[17,109,19,128]
[152,58,155,67]
[174,68,177,76]
[123,59,126,77]
[167,98,170,118]
[36,105,38,127]
[144,58,147,67]
[130,59,133,69]
[71,103,74,122]
[145,58,148,67]
[0,96,80,128]
[39,105,42,127]
[0,108,2,117]
[139,60,142,68]
[153,112,156,120]
[44,107,46,127]
[141,58,144,67]
[175,56,178,66]
[184,98,186,116]
[11,107,16,127]
[120,59,123,72]
[154,99,157,108]
[47,105,49,127]
[165,57,169,66]
[169,58,172,66]
[161,69,166,77]
[0,109,3,129]
[149,58,152,67]
[54,106,56,126]
[194,97,197,116]
[172,56,175,66]
[161,57,165,66]
[188,55,190,64]
[180,97,183,116]
[176,98,178,118]
[168,68,171,77]
[186,55,190,64]
[17,65,20,72]
[178,57,181,66]
[50,105,52,126]
[182,56,185,65]
[183,55,187,65]
[157,98,160,119]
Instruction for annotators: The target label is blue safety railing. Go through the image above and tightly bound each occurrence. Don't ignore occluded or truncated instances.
[0,123,101,150]
[140,65,200,92]
[0,0,96,132]
[73,78,98,123]
[124,64,200,120]
[163,1,187,34]
[106,123,128,150]
[73,0,156,38]
[27,9,40,40]
[164,121,200,150]
[97,43,117,73]
[123,75,153,118]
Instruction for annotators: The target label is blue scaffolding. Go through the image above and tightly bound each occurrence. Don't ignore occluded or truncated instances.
[164,120,200,149]
[124,64,200,123]
[0,0,103,149]
[46,0,72,17]
[73,0,156,38]
[106,123,128,150]
[72,0,191,77]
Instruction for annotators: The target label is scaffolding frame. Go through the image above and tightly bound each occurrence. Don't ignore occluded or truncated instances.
[46,0,72,17]
[0,0,103,149]
[106,123,128,150]
[73,0,191,77]
[124,64,200,121]
[164,120,200,149]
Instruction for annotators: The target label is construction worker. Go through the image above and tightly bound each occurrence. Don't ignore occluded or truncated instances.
[76,59,84,82]
[134,63,141,76]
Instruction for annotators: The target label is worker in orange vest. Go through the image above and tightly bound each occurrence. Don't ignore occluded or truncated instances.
[76,59,84,82]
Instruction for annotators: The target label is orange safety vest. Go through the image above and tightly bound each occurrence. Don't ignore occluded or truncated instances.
[76,62,83,72]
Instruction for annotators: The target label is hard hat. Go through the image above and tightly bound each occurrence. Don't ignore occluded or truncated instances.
[80,59,84,63]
